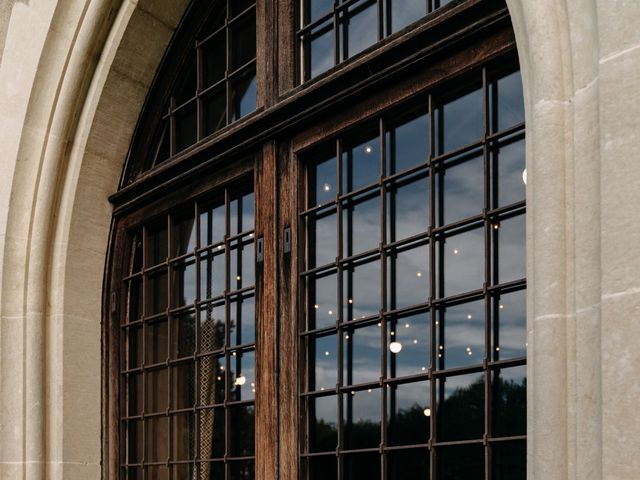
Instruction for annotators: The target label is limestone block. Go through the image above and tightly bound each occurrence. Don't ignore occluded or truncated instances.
[597,0,640,59]
[599,46,640,295]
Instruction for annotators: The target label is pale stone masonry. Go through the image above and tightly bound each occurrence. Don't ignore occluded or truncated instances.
[0,1,639,479]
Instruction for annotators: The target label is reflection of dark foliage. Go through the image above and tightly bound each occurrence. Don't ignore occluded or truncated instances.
[388,404,429,445]
[438,377,485,441]
[493,377,526,437]
[230,406,256,457]
[308,376,525,478]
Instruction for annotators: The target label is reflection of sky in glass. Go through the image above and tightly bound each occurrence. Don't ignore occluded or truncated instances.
[343,194,380,255]
[309,271,338,330]
[388,113,429,174]
[497,71,525,131]
[344,260,381,319]
[440,88,483,153]
[440,227,484,297]
[344,323,381,385]
[388,174,429,241]
[199,251,226,300]
[497,215,525,283]
[494,289,526,359]
[391,0,426,33]
[232,74,256,121]
[439,299,484,369]
[388,312,429,377]
[172,215,196,256]
[310,27,334,78]
[311,155,337,206]
[388,243,429,308]
[311,209,337,268]
[312,334,338,390]
[230,295,255,346]
[440,153,484,225]
[343,135,380,192]
[495,139,525,207]
[172,261,196,307]
[233,349,255,401]
[200,202,225,247]
[308,0,333,23]
[345,2,378,59]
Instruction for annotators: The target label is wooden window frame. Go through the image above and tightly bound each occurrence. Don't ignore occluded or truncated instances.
[103,1,520,479]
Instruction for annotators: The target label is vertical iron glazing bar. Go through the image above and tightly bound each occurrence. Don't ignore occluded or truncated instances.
[482,67,492,480]
[427,94,437,480]
[196,42,203,142]
[336,137,344,480]
[379,117,387,480]
[377,0,384,42]
[224,186,231,480]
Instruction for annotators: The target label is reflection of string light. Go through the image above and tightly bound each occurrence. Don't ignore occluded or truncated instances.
[467,314,472,319]
[522,168,527,185]
[348,299,353,304]
[218,245,223,250]
[495,347,500,352]
[251,383,255,387]
[328,310,333,315]
[438,353,442,358]
[367,389,372,393]
[252,388,256,393]
[416,272,422,277]
[467,350,473,356]
[232,351,236,356]
[466,347,471,352]
[390,341,403,353]
[421,366,426,371]
[499,304,504,310]
[435,321,439,325]
[364,145,373,154]
[413,339,418,344]
[390,331,395,336]
[220,366,225,370]
[320,387,325,391]
[314,304,319,310]
[405,323,410,328]
[424,408,431,417]
[235,375,246,386]
[345,334,350,340]
[453,249,459,255]
[236,275,241,281]
[217,376,222,381]
[351,390,356,396]
[323,183,332,192]
[325,351,330,356]
[378,322,382,327]
[439,345,444,350]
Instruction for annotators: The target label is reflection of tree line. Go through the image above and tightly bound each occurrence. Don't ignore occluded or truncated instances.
[310,376,525,479]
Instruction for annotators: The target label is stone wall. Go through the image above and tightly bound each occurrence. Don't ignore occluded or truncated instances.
[0,0,638,479]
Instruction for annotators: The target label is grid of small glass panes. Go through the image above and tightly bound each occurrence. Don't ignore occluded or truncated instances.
[298,0,455,81]
[121,183,256,480]
[300,65,527,479]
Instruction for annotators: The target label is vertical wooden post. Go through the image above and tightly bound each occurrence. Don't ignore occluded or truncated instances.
[277,140,300,480]
[255,142,279,480]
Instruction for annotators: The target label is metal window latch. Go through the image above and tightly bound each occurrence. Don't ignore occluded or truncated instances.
[256,236,264,263]
[283,226,292,254]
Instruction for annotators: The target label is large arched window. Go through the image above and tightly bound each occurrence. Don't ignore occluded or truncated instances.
[105,1,526,479]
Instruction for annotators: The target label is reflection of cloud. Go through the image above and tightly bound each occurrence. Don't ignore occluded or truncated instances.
[443,228,484,296]
[391,0,426,32]
[347,4,377,58]
[498,215,525,283]
[442,154,484,224]
[497,139,525,206]
[442,89,483,153]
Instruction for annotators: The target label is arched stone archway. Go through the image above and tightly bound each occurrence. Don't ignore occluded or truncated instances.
[1,1,639,479]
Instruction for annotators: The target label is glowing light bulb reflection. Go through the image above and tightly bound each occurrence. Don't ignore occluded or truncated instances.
[390,341,403,353]
[364,145,373,154]
[424,408,431,417]
[235,375,246,386]
[467,314,472,319]
[453,249,459,255]
[325,351,330,356]
[416,272,422,277]
[522,168,527,185]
